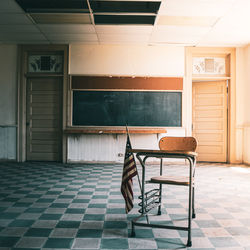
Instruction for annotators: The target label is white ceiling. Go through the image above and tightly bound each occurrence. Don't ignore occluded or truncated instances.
[0,0,250,47]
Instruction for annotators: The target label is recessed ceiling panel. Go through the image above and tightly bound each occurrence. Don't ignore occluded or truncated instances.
[15,0,89,13]
[90,1,161,13]
[30,13,91,24]
[94,15,156,25]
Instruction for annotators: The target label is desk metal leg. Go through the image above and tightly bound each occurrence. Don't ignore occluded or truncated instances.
[157,158,163,215]
[187,157,194,247]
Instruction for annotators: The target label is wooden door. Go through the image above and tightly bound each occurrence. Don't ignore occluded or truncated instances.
[26,78,62,161]
[192,81,227,162]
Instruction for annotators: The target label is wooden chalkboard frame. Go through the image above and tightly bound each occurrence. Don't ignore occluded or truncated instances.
[68,75,183,131]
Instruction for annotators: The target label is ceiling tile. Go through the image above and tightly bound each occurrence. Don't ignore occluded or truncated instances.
[150,25,210,45]
[0,0,23,13]
[45,33,98,42]
[38,24,95,34]
[0,13,33,24]
[0,24,40,33]
[98,33,150,44]
[95,25,153,34]
[0,33,47,42]
[159,0,235,17]
[157,15,218,27]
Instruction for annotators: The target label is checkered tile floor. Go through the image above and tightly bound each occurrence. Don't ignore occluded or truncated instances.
[0,161,250,249]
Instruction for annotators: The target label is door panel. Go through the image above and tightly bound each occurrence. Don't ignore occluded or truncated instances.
[192,81,227,162]
[26,78,62,161]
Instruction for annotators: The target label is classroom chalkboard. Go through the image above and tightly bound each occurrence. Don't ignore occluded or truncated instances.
[72,91,182,127]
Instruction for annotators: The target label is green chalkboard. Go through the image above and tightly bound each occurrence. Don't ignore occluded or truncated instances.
[73,91,182,127]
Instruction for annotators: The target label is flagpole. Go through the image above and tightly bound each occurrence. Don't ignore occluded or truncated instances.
[125,124,142,196]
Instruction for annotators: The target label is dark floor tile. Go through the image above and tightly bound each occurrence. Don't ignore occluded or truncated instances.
[128,228,154,238]
[43,238,74,248]
[50,203,69,208]
[101,238,128,249]
[24,228,52,237]
[104,221,127,229]
[72,199,90,203]
[56,220,81,228]
[106,208,126,214]
[0,212,20,219]
[88,203,107,208]
[36,198,55,203]
[155,238,184,249]
[0,236,20,247]
[77,229,103,238]
[24,208,46,213]
[13,202,33,207]
[65,208,85,214]
[9,219,35,227]
[84,214,105,221]
[39,213,62,220]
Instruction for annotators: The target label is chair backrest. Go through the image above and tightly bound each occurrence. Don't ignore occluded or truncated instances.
[159,137,197,152]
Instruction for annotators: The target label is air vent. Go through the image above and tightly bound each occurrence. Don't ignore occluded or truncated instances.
[15,0,89,13]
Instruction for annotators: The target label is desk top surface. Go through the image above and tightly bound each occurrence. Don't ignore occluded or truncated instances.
[129,149,197,157]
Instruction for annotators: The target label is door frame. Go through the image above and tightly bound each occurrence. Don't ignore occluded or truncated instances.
[185,47,236,163]
[17,45,68,163]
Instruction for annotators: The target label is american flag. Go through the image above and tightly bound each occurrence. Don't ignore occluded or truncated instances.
[121,134,138,213]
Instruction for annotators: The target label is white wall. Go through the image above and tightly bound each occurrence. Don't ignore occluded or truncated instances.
[236,45,250,165]
[69,44,184,76]
[68,44,185,163]
[0,45,17,160]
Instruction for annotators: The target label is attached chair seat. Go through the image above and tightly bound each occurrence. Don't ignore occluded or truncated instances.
[149,175,191,186]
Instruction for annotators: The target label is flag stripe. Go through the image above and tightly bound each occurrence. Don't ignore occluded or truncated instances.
[120,134,137,213]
